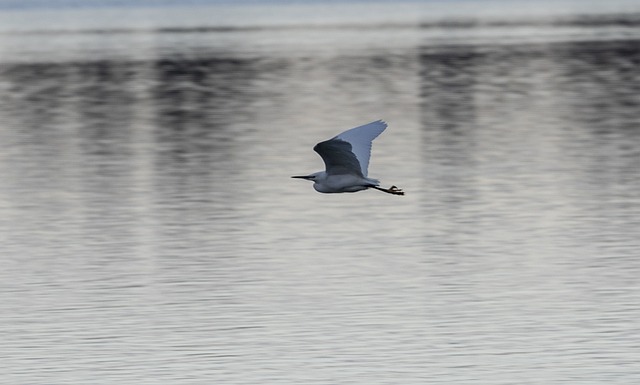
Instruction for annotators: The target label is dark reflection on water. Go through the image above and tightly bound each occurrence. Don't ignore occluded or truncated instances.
[1,11,640,384]
[419,38,640,252]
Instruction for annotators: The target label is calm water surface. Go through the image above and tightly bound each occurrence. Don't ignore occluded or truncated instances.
[1,2,639,384]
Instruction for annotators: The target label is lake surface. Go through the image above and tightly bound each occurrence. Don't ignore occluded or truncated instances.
[1,2,639,384]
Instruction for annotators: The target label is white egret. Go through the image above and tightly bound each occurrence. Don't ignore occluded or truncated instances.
[292,120,404,195]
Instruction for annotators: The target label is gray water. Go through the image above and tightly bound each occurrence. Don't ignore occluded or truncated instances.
[1,2,640,384]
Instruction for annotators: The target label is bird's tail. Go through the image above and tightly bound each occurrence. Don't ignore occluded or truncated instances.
[365,177,380,186]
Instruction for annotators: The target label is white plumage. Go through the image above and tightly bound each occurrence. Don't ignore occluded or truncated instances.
[292,120,404,195]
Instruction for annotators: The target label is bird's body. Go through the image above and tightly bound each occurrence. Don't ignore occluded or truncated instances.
[306,172,379,193]
[292,120,404,195]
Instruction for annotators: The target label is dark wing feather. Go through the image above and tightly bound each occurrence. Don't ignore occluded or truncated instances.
[313,138,364,177]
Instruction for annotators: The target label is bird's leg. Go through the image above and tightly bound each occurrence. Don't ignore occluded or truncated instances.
[371,185,405,196]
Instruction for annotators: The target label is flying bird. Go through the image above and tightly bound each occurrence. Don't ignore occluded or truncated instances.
[292,120,404,195]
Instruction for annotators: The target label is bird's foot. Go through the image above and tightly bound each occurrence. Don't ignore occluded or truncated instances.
[388,185,405,195]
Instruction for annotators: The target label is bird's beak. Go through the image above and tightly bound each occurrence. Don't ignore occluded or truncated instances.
[291,175,311,180]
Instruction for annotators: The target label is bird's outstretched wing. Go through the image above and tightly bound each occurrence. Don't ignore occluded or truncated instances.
[335,120,387,176]
[313,120,387,177]
[314,138,363,177]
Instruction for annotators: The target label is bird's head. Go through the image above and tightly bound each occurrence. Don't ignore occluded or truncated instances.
[291,171,323,182]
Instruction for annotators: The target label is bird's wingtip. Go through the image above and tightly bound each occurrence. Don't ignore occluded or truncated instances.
[375,119,388,128]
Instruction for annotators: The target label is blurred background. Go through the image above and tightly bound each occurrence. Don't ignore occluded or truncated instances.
[1,0,639,383]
